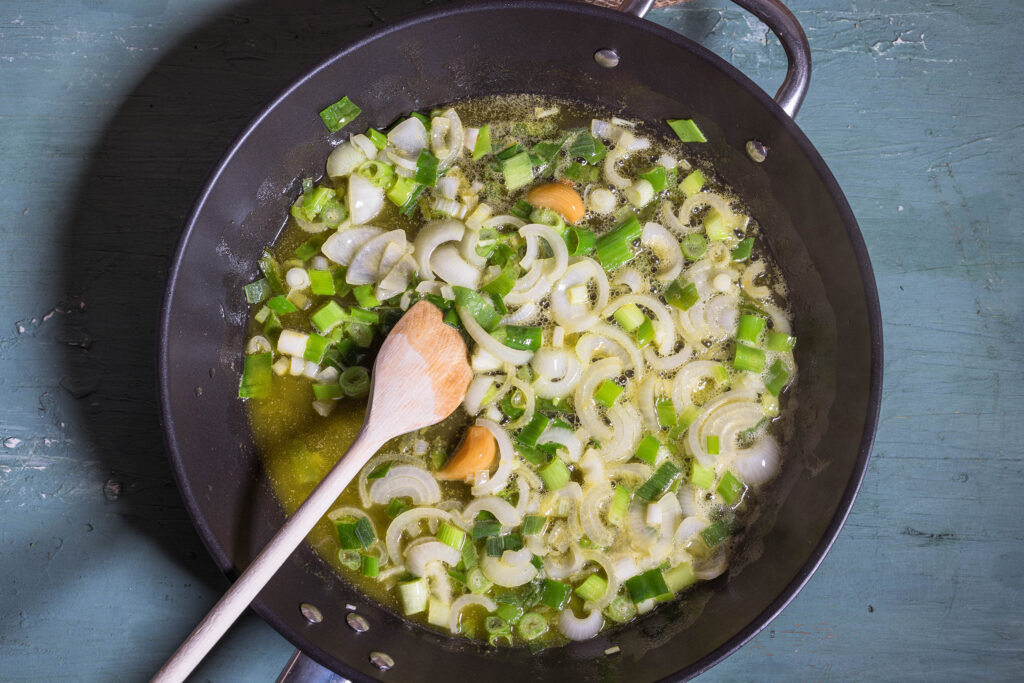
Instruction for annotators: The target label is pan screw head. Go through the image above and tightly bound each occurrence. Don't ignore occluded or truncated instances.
[346,612,370,633]
[746,140,768,163]
[594,49,620,68]
[369,651,394,671]
[299,603,323,624]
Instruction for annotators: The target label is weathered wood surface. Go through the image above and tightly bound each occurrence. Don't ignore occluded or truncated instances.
[0,0,1020,680]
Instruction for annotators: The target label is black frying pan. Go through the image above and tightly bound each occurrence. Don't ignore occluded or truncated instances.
[159,0,882,680]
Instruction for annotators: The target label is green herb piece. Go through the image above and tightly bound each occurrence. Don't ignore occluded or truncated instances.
[319,96,361,132]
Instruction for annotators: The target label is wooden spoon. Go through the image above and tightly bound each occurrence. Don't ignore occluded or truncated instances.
[153,301,471,682]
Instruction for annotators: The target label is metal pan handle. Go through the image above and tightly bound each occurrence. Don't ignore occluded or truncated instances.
[621,0,811,118]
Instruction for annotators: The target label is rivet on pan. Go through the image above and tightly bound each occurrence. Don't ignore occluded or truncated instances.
[369,651,394,671]
[594,49,620,68]
[746,140,768,163]
[346,612,370,633]
[299,603,323,624]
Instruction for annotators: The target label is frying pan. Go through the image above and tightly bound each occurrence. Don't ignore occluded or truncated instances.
[158,0,883,680]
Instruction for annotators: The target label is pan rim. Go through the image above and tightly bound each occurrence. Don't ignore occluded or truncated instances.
[157,1,883,680]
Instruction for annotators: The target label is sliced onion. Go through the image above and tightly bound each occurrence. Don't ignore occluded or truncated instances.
[376,240,407,281]
[501,302,538,326]
[644,343,693,372]
[504,259,558,306]
[461,496,522,528]
[387,116,428,160]
[321,226,384,265]
[731,434,781,485]
[328,506,388,566]
[457,305,533,366]
[414,219,464,281]
[514,473,532,518]
[482,214,526,230]
[600,404,642,462]
[369,465,441,505]
[574,357,622,442]
[603,130,647,189]
[660,200,690,236]
[449,594,497,634]
[463,127,479,153]
[537,426,583,463]
[579,549,620,610]
[611,267,646,293]
[544,543,584,580]
[430,108,464,169]
[579,483,615,546]
[386,507,454,564]
[584,323,645,376]
[532,352,582,400]
[481,548,538,587]
[558,609,604,641]
[606,462,653,485]
[463,375,496,416]
[348,173,384,225]
[519,224,569,279]
[471,418,515,496]
[641,221,685,282]
[458,226,488,268]
[405,540,461,577]
[638,375,665,433]
[377,253,417,301]
[679,191,740,231]
[503,376,535,430]
[686,390,762,466]
[550,258,610,333]
[578,448,605,485]
[346,230,406,285]
[431,243,481,289]
[358,453,424,507]
[672,360,722,410]
[326,141,367,178]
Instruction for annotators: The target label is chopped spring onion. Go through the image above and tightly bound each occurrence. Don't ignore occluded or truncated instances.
[472,519,502,540]
[357,160,395,188]
[454,286,502,331]
[472,124,491,159]
[481,259,520,297]
[613,303,646,332]
[680,233,707,260]
[467,567,492,594]
[349,307,379,325]
[238,353,272,399]
[302,185,334,219]
[353,284,381,308]
[539,579,572,610]
[516,443,547,467]
[563,161,599,183]
[338,549,361,570]
[608,485,631,526]
[308,270,335,296]
[666,118,707,143]
[485,615,508,635]
[266,294,298,316]
[319,95,361,133]
[566,226,596,256]
[502,533,523,552]
[367,127,387,149]
[603,595,637,623]
[575,574,608,602]
[313,383,344,400]
[635,318,656,348]
[501,390,526,420]
[485,536,504,557]
[700,520,732,548]
[409,111,430,126]
[706,435,720,456]
[495,602,523,625]
[437,522,466,551]
[704,209,731,241]
[663,563,696,593]
[498,325,543,351]
[737,315,766,344]
[765,359,790,395]
[518,413,550,448]
[655,398,677,429]
[732,237,755,261]
[518,612,548,640]
[676,405,700,432]
[398,578,429,614]
[766,332,797,352]
[346,322,373,347]
[387,176,420,207]
[522,515,547,535]
[259,250,285,294]
[625,569,669,603]
[595,214,643,270]
[664,278,699,311]
[462,539,479,569]
[320,197,347,227]
[244,278,272,304]
[638,166,668,192]
[496,143,524,160]
[733,344,766,373]
[502,151,534,191]
[568,131,606,163]
[361,553,379,578]
[311,301,346,333]
[711,364,731,385]
[293,234,328,260]
[414,149,439,186]
[634,435,661,465]
[636,462,682,502]
[594,379,624,408]
[339,366,370,397]
[354,516,375,547]
[333,520,361,550]
[717,470,746,505]
[539,456,570,491]
[367,462,392,480]
[691,462,714,490]
[679,169,706,196]
[304,333,331,363]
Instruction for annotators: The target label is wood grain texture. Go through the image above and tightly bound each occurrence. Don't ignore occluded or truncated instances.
[0,0,1020,681]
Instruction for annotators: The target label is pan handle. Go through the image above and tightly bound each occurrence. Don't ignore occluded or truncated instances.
[621,0,811,118]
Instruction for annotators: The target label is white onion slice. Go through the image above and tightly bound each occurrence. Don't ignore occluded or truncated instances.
[456,305,533,366]
[672,360,722,410]
[471,419,515,496]
[348,172,384,225]
[559,609,604,641]
[430,108,464,170]
[574,357,622,443]
[431,243,481,289]
[480,548,537,587]
[550,258,609,333]
[326,141,367,178]
[600,404,642,463]
[369,465,441,505]
[686,390,762,466]
[387,116,428,159]
[346,230,406,286]
[578,448,605,485]
[321,226,384,265]
[641,221,685,282]
[537,426,583,463]
[611,267,646,293]
[544,543,584,580]
[579,483,615,546]
[482,214,526,230]
[579,549,620,610]
[377,253,417,301]
[405,540,461,577]
[602,294,674,357]
[731,434,781,485]
[386,507,454,564]
[461,496,522,528]
[501,302,538,326]
[449,594,497,634]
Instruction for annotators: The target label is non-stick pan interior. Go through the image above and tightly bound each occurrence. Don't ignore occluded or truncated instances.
[160,2,880,681]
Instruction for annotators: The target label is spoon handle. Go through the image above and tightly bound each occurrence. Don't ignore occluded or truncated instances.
[152,425,385,683]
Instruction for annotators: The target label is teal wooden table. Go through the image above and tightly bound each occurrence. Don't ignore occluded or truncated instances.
[1,0,1020,680]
